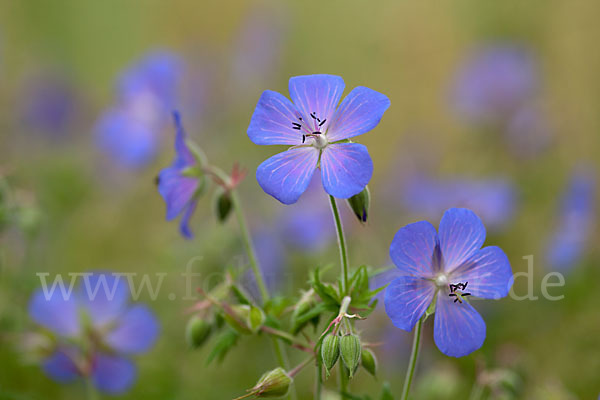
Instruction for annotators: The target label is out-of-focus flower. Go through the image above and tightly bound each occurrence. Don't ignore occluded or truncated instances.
[384,208,513,357]
[158,112,203,239]
[19,70,77,136]
[546,167,596,271]
[28,272,159,394]
[401,175,517,230]
[231,6,287,92]
[96,51,183,169]
[248,74,390,204]
[452,44,537,124]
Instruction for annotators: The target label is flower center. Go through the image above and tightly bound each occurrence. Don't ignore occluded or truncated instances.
[434,273,448,288]
[291,112,329,148]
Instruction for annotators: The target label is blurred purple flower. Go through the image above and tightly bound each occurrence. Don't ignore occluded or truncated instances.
[401,175,517,230]
[384,208,513,357]
[19,70,77,136]
[248,74,390,204]
[28,272,159,395]
[158,112,200,239]
[96,51,183,169]
[546,167,596,271]
[231,6,287,91]
[452,44,537,124]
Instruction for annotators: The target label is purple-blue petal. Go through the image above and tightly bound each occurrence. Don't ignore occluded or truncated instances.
[288,74,345,133]
[79,272,130,327]
[450,246,513,299]
[41,349,81,383]
[320,143,373,199]
[172,111,196,167]
[28,288,80,337]
[248,90,304,145]
[106,305,160,354]
[91,354,137,395]
[158,166,199,220]
[438,208,486,273]
[256,147,319,204]
[433,293,486,357]
[389,221,440,277]
[179,198,199,239]
[384,276,436,331]
[326,86,390,142]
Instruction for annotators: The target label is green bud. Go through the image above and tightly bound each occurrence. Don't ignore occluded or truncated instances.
[361,348,377,377]
[248,305,266,333]
[185,315,212,349]
[340,334,362,378]
[223,304,252,334]
[241,367,292,399]
[320,333,340,377]
[346,186,370,224]
[223,304,265,334]
[215,189,233,223]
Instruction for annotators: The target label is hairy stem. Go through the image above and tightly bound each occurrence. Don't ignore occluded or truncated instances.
[400,316,424,400]
[328,195,349,295]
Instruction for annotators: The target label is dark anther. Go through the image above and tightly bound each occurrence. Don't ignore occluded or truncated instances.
[319,119,326,127]
[302,135,306,143]
[311,131,321,135]
[448,281,471,303]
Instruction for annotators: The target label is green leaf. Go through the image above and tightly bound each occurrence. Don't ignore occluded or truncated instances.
[291,303,332,334]
[310,267,341,306]
[230,284,252,305]
[206,329,239,365]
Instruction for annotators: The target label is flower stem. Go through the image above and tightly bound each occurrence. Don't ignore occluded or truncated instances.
[339,363,349,395]
[86,378,99,400]
[400,316,424,400]
[230,190,269,303]
[328,195,349,295]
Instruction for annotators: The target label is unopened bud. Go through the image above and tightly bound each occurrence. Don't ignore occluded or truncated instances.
[186,315,212,349]
[215,189,233,223]
[346,186,370,224]
[236,367,292,399]
[340,334,362,378]
[361,348,377,377]
[223,304,252,334]
[320,334,340,377]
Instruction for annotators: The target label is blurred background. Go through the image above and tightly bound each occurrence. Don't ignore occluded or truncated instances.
[0,0,599,399]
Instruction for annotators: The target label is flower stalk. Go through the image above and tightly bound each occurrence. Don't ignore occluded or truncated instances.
[400,316,424,400]
[329,195,349,295]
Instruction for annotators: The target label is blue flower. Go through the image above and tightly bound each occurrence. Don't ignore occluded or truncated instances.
[158,112,201,239]
[248,74,390,204]
[384,208,513,357]
[452,44,537,124]
[28,272,159,394]
[95,51,183,169]
[546,167,596,271]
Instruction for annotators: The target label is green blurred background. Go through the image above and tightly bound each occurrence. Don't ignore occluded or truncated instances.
[0,0,599,399]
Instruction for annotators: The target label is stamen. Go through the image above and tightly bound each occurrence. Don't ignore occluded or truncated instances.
[448,281,471,304]
[319,119,326,127]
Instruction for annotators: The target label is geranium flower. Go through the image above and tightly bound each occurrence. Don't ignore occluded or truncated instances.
[452,44,537,124]
[96,51,183,169]
[158,112,201,239]
[384,208,513,357]
[546,167,596,271]
[247,74,390,204]
[28,272,159,394]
